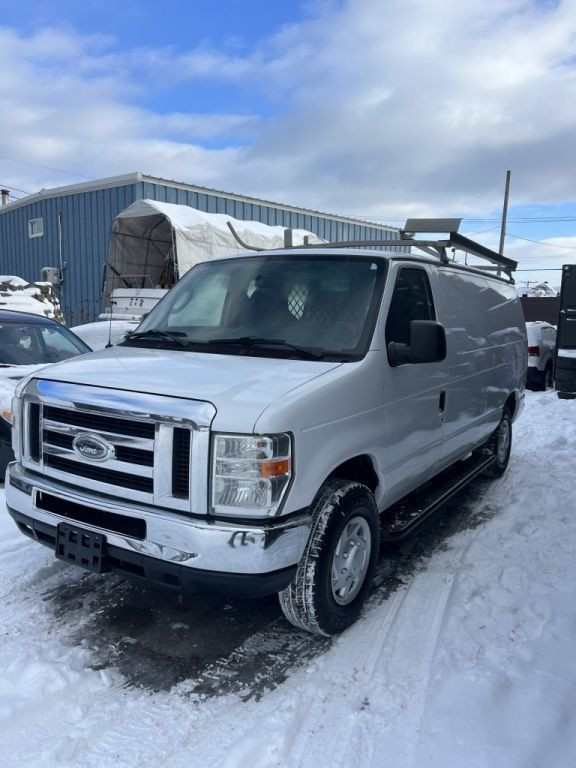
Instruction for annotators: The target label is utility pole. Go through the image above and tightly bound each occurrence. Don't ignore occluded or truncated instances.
[498,170,511,255]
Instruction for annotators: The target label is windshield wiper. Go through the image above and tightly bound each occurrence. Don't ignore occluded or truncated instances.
[205,337,325,360]
[121,329,188,347]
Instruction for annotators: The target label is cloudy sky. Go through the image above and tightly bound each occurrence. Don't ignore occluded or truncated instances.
[1,0,576,287]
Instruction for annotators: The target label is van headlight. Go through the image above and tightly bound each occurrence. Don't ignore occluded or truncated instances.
[211,433,292,517]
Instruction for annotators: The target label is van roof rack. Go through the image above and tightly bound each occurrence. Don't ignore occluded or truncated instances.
[226,218,518,281]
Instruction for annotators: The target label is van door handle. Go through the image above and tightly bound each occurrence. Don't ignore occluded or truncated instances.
[439,391,446,412]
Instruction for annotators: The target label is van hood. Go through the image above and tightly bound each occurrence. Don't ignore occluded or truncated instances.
[34,346,342,431]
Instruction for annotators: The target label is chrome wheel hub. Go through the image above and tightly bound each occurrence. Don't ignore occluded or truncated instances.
[331,516,372,605]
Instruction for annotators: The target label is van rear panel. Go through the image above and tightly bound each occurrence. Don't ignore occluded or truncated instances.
[434,267,526,464]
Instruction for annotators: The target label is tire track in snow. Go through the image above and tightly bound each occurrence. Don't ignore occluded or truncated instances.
[0,537,31,557]
[203,521,482,768]
[286,533,478,768]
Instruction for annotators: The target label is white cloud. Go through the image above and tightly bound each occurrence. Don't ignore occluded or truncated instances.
[2,0,576,231]
[0,25,255,195]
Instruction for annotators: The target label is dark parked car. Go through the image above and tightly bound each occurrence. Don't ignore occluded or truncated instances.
[0,310,91,477]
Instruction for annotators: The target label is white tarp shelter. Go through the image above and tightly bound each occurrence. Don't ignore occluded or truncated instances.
[103,199,325,303]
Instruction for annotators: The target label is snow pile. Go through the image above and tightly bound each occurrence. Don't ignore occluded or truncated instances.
[0,276,64,322]
[70,321,139,350]
[0,276,28,287]
[516,281,558,297]
[0,391,575,767]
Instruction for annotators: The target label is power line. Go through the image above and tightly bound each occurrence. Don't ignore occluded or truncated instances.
[467,225,502,236]
[0,182,31,195]
[0,154,92,180]
[507,233,576,250]
[466,216,576,223]
[344,214,576,223]
[0,158,575,226]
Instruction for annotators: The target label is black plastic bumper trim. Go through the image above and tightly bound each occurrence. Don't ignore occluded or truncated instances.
[36,491,147,540]
[7,507,296,598]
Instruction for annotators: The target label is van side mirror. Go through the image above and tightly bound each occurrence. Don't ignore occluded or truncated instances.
[387,320,446,366]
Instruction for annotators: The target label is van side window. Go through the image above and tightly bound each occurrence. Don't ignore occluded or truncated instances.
[385,267,436,346]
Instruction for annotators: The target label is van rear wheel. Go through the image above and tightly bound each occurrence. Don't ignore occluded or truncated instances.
[279,479,379,636]
[484,408,512,478]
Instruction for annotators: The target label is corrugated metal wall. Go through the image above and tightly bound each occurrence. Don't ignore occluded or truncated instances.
[0,178,397,324]
[0,184,138,324]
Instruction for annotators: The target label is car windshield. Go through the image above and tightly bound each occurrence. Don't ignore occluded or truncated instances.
[127,254,387,361]
[0,320,89,366]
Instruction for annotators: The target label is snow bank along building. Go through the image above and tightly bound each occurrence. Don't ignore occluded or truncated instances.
[0,172,400,324]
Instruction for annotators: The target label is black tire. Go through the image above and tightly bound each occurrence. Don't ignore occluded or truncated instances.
[279,479,379,636]
[528,368,546,391]
[484,408,512,478]
[532,365,553,391]
[534,370,546,391]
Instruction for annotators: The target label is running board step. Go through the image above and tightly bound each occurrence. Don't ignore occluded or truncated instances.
[380,451,495,542]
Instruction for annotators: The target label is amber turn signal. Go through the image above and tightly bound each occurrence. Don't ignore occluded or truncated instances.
[259,458,291,478]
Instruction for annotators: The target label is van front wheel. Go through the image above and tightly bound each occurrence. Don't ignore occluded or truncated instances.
[279,479,379,636]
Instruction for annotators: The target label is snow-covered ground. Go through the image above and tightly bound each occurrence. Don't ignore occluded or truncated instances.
[0,390,575,768]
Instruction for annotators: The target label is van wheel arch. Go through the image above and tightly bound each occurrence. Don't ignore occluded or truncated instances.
[504,391,518,419]
[325,455,379,495]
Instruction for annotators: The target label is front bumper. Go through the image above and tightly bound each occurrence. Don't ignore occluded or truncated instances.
[5,463,310,597]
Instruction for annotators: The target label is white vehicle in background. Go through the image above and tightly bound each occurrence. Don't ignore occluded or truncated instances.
[525,321,556,390]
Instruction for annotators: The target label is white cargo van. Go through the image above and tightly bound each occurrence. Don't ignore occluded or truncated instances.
[5,221,527,635]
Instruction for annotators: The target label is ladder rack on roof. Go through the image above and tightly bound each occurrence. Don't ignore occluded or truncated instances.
[227,217,518,282]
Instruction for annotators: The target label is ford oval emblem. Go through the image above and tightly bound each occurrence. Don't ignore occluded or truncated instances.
[72,433,115,463]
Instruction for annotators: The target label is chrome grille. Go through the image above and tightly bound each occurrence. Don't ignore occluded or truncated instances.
[172,428,191,498]
[43,405,155,438]
[43,454,155,493]
[40,409,157,498]
[20,380,216,515]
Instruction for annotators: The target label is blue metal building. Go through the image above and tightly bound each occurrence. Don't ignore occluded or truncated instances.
[0,171,400,324]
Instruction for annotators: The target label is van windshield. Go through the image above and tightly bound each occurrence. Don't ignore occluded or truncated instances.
[124,254,387,361]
